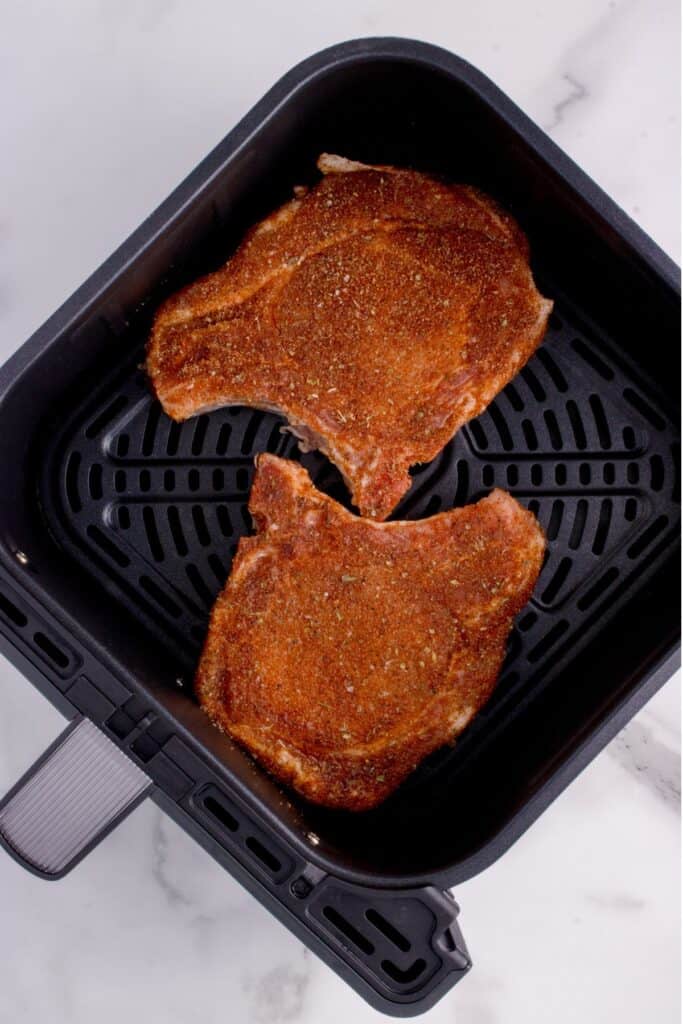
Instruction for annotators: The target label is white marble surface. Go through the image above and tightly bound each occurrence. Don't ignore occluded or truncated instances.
[1,2,680,1021]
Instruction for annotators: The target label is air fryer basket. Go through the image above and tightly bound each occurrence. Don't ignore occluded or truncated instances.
[0,39,679,1016]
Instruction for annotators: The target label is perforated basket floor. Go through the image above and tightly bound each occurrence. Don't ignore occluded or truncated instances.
[40,296,680,779]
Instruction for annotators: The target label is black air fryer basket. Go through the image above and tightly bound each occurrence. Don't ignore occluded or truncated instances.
[0,39,679,1016]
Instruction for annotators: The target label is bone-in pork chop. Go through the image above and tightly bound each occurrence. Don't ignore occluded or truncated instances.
[195,455,545,810]
[147,155,552,520]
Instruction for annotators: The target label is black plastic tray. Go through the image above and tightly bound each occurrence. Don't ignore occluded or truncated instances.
[0,38,679,1015]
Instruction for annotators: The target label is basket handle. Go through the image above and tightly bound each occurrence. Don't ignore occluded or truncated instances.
[0,715,151,878]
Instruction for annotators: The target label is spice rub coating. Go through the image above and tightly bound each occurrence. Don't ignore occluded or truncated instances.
[195,455,546,810]
[147,155,552,520]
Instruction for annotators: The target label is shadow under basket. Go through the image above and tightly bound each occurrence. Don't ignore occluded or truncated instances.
[0,39,679,1017]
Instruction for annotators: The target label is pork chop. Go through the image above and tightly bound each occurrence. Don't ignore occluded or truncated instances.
[147,155,552,520]
[195,455,545,810]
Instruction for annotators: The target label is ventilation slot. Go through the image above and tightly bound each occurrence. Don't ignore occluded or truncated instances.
[139,469,151,492]
[139,576,181,617]
[530,464,542,486]
[468,420,488,450]
[168,507,188,556]
[555,464,567,485]
[622,426,637,450]
[88,464,103,499]
[521,419,538,451]
[208,553,226,583]
[241,411,265,455]
[627,463,639,485]
[498,670,520,693]
[192,505,211,546]
[381,958,427,984]
[603,463,615,485]
[424,495,441,516]
[192,415,209,456]
[115,469,126,493]
[482,465,494,488]
[87,525,130,566]
[164,469,175,492]
[203,795,239,832]
[518,611,537,632]
[541,557,572,604]
[566,400,587,450]
[245,836,282,874]
[571,338,614,380]
[116,433,129,457]
[216,422,232,455]
[188,468,200,492]
[166,421,182,456]
[454,460,469,507]
[65,451,82,512]
[521,366,546,401]
[186,564,214,606]
[546,500,564,541]
[506,629,522,662]
[216,505,233,537]
[85,395,128,439]
[212,468,224,491]
[577,568,620,611]
[627,516,669,559]
[624,497,638,522]
[543,410,562,451]
[569,500,588,550]
[236,467,250,491]
[506,465,518,487]
[650,455,665,492]
[322,907,374,955]
[536,348,568,392]
[143,507,164,562]
[528,620,569,663]
[589,395,611,449]
[266,421,284,453]
[0,591,28,627]
[579,463,591,485]
[504,382,524,411]
[592,499,612,556]
[488,404,513,451]
[623,388,666,430]
[365,909,411,952]
[240,505,252,531]
[33,632,69,669]
[117,507,130,529]
[141,402,161,455]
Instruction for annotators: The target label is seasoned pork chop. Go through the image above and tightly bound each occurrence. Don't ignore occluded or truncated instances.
[195,455,545,810]
[148,155,552,520]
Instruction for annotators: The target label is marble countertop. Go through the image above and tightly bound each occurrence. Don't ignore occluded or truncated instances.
[1,2,679,1021]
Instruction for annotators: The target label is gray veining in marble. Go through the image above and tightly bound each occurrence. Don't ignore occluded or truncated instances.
[545,73,589,131]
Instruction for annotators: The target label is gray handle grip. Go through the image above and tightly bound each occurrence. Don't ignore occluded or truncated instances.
[0,716,151,878]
